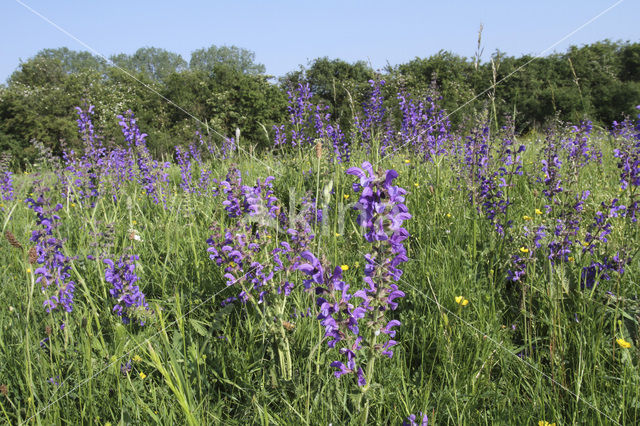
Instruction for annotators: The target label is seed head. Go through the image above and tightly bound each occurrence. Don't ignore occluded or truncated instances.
[28,246,38,264]
[4,231,23,250]
[282,321,295,331]
[314,139,323,159]
[0,384,7,397]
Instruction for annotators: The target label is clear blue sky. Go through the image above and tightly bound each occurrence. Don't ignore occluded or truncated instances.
[0,0,638,84]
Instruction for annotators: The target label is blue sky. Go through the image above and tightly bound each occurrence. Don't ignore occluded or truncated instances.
[0,0,638,83]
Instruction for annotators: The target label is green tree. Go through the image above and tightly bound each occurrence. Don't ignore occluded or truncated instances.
[304,57,374,127]
[110,47,187,83]
[29,47,108,75]
[163,65,286,149]
[1,65,88,161]
[189,45,266,75]
[619,43,640,82]
[395,51,479,126]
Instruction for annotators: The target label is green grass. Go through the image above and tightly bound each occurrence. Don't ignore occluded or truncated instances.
[0,131,639,425]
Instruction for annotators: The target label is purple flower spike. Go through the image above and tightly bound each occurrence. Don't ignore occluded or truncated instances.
[313,162,411,388]
[103,255,149,325]
[26,182,75,313]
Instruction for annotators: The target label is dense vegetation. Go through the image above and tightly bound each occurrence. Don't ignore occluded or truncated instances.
[0,72,639,423]
[1,40,639,168]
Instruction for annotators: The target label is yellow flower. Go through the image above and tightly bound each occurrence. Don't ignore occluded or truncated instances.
[343,194,349,200]
[520,247,529,253]
[26,268,31,274]
[523,215,532,221]
[414,183,419,188]
[132,355,142,362]
[139,372,147,379]
[455,296,469,306]
[404,159,410,164]
[446,213,452,218]
[568,256,575,262]
[71,203,76,207]
[539,421,556,426]
[132,220,137,225]
[535,209,543,215]
[229,261,236,268]
[617,338,632,348]
[335,232,341,237]
[340,265,349,271]
[582,241,590,248]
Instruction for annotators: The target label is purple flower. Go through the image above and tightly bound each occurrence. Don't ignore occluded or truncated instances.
[26,183,75,313]
[297,251,324,288]
[396,89,451,162]
[207,173,283,305]
[175,145,195,193]
[305,162,411,387]
[382,319,401,338]
[564,120,601,168]
[0,170,14,202]
[287,82,315,148]
[403,412,429,426]
[104,255,149,325]
[117,110,170,206]
[354,79,390,155]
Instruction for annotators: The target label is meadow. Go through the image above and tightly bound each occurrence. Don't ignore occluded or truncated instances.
[0,82,639,425]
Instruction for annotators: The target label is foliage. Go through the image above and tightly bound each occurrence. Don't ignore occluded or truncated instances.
[189,44,266,75]
[110,47,188,83]
[1,39,640,171]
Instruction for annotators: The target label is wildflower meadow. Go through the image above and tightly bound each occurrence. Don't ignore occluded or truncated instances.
[1,82,640,425]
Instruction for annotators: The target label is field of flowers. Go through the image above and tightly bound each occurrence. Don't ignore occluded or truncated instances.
[0,82,639,425]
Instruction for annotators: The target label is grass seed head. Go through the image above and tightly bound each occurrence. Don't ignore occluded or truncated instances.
[28,246,38,264]
[4,230,23,250]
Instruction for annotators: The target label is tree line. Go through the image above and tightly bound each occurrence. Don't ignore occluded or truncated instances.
[0,40,639,166]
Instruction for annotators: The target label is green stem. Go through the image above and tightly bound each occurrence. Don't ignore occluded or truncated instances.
[24,269,38,422]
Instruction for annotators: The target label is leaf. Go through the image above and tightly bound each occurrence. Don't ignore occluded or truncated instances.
[189,318,208,337]
[322,180,334,204]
